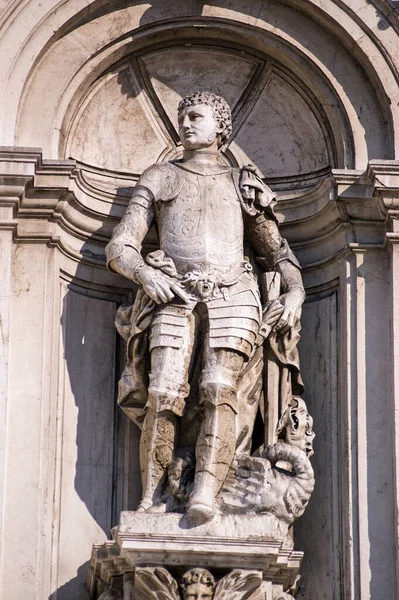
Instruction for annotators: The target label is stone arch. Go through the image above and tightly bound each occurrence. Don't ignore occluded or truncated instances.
[58,39,337,179]
[0,0,396,170]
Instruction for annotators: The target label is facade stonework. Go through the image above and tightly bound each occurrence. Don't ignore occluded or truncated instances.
[0,1,398,599]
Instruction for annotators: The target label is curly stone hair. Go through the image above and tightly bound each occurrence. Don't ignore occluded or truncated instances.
[180,568,216,592]
[178,91,232,146]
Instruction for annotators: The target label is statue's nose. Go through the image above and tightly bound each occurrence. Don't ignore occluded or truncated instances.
[181,115,192,129]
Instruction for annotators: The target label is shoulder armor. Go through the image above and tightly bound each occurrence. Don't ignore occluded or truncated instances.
[236,165,277,221]
[138,162,182,202]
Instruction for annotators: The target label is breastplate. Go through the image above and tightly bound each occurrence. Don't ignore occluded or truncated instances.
[157,167,244,274]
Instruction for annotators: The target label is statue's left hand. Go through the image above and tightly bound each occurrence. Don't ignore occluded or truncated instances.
[273,288,304,334]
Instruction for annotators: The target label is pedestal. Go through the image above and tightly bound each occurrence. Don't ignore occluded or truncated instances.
[88,512,301,599]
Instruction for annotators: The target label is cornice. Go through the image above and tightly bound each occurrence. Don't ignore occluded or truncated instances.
[1,148,398,265]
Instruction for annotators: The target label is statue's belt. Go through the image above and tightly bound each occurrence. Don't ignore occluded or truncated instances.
[145,250,254,302]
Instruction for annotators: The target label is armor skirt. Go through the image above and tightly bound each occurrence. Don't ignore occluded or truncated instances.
[149,271,262,360]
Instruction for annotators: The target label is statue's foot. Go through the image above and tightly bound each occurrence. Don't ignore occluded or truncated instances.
[186,501,214,525]
[186,491,215,525]
[146,501,167,513]
[136,497,152,512]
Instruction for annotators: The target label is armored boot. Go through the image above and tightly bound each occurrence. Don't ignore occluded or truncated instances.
[138,393,177,511]
[186,382,237,524]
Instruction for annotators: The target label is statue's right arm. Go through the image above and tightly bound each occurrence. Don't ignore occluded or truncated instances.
[105,185,155,283]
[106,167,189,304]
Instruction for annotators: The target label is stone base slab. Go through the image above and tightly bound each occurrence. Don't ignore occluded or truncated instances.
[88,512,302,596]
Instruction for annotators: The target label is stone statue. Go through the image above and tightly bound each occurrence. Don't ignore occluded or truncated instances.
[106,91,306,524]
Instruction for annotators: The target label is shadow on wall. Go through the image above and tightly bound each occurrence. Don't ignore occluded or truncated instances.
[49,562,90,600]
[61,0,205,36]
[54,221,136,600]
[365,0,399,30]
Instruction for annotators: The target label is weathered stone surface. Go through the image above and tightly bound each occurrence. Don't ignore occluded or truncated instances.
[0,2,399,599]
[116,511,293,552]
[105,92,309,530]
[88,513,302,597]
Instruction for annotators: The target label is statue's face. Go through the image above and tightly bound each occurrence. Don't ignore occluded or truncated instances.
[286,400,315,457]
[183,583,213,600]
[178,103,221,150]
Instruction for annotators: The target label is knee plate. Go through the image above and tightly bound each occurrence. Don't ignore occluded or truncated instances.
[200,368,239,413]
[147,383,186,417]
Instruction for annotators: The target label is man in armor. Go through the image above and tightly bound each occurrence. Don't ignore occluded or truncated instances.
[106,91,305,523]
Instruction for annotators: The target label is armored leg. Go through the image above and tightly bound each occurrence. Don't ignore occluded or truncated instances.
[187,349,245,523]
[138,397,177,511]
[138,361,189,511]
[139,310,195,510]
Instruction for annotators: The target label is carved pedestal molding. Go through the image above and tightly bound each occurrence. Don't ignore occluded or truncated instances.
[88,513,301,600]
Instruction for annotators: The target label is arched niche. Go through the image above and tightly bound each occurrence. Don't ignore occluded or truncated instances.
[10,0,396,178]
[63,44,334,182]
